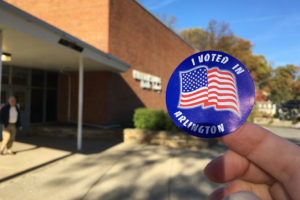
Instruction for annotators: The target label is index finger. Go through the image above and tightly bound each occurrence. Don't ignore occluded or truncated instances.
[220,123,300,192]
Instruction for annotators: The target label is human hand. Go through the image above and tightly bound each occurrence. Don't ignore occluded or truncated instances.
[19,126,22,131]
[204,122,300,200]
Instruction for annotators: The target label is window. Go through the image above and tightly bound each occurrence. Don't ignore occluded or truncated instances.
[12,67,29,85]
[1,90,7,104]
[46,89,58,121]
[31,69,45,87]
[30,70,58,123]
[30,88,44,123]
[2,65,9,85]
[47,71,58,89]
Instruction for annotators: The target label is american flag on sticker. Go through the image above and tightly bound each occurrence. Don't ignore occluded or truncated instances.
[178,66,240,116]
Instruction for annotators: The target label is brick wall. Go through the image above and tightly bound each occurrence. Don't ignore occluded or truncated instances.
[105,0,196,125]
[5,0,196,126]
[108,0,196,111]
[4,0,110,51]
[58,71,113,125]
[123,129,217,150]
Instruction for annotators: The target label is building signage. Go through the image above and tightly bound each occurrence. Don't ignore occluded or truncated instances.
[132,70,162,92]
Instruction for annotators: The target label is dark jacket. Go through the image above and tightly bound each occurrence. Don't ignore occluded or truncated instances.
[0,104,21,128]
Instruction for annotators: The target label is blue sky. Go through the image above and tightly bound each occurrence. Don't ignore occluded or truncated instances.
[138,0,300,67]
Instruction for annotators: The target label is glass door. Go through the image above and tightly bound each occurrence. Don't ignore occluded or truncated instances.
[1,88,8,107]
[30,70,58,123]
[12,88,30,128]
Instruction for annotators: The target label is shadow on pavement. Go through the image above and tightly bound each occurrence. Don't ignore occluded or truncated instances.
[0,134,122,184]
[17,134,122,154]
[43,143,228,200]
[0,153,73,183]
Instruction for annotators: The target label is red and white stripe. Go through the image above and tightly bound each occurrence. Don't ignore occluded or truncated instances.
[178,68,240,115]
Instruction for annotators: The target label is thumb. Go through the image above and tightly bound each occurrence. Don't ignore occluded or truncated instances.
[222,191,261,200]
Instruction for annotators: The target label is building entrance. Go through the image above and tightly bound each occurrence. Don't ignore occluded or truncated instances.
[1,66,58,127]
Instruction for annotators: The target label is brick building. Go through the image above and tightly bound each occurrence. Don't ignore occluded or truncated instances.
[1,0,196,128]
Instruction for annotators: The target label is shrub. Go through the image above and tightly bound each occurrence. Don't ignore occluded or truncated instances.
[247,104,258,122]
[247,105,256,122]
[133,108,166,130]
[164,113,181,131]
[292,116,300,124]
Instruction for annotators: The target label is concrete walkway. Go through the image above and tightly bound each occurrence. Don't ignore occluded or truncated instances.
[0,135,225,200]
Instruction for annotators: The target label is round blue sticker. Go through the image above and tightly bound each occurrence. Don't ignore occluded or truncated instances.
[166,51,255,138]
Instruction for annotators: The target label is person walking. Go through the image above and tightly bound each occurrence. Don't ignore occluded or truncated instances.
[0,96,22,155]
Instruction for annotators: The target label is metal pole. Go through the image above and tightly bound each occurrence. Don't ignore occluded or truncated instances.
[68,73,71,122]
[77,56,84,151]
[0,30,3,104]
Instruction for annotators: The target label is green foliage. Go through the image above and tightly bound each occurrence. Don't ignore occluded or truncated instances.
[164,113,181,131]
[292,116,299,124]
[292,75,300,100]
[247,104,257,122]
[180,28,210,50]
[133,108,166,130]
[265,64,299,103]
[180,20,233,52]
[133,108,180,131]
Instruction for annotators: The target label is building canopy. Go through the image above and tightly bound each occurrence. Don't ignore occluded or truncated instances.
[0,1,130,72]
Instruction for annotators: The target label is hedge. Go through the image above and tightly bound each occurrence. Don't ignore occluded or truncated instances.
[133,108,179,131]
[164,114,181,131]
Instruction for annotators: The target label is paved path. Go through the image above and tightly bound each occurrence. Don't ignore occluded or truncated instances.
[264,126,300,145]
[0,126,298,200]
[0,135,225,200]
[0,141,71,181]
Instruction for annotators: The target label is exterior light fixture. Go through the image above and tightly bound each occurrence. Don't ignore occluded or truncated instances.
[1,52,12,62]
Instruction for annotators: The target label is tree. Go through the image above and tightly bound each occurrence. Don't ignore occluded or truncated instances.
[155,13,178,31]
[180,19,300,104]
[180,20,233,51]
[180,20,272,85]
[266,64,299,103]
[180,28,209,50]
[293,75,300,100]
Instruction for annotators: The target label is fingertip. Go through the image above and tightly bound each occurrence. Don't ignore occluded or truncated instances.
[204,155,224,183]
[219,122,269,156]
[219,122,251,143]
[204,150,249,183]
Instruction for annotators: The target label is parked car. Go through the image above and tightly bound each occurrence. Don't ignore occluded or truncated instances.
[276,100,300,121]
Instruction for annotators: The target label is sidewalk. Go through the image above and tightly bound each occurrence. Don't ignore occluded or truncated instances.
[0,135,225,200]
[256,118,300,128]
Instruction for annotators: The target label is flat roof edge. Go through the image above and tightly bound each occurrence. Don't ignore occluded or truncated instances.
[0,1,130,70]
[134,0,198,52]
